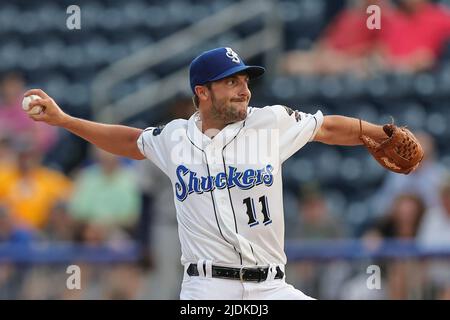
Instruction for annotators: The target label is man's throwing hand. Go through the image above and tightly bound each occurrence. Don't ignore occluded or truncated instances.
[23,89,69,126]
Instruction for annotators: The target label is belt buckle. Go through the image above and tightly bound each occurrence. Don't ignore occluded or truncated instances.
[239,267,264,282]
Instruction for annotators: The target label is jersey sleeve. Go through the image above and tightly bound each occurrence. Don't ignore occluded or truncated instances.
[270,105,324,162]
[136,125,169,175]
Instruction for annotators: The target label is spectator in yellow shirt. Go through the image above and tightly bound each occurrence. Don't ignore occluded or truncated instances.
[0,139,72,230]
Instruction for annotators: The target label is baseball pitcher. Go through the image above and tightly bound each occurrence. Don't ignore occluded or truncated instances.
[24,47,423,299]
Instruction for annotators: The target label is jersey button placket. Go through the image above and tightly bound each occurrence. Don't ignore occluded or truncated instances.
[207,148,233,224]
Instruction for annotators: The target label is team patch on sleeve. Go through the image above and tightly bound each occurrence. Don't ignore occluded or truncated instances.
[282,105,301,122]
[282,105,294,116]
[152,124,166,136]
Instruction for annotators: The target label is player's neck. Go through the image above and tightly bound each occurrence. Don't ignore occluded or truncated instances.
[197,112,227,136]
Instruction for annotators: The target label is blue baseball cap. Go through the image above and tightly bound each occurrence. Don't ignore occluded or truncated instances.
[189,47,265,94]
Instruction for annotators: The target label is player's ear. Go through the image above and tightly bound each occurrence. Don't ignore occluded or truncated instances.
[195,86,209,101]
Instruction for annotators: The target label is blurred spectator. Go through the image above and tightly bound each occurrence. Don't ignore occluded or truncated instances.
[68,147,141,243]
[42,201,76,242]
[282,0,450,76]
[364,193,426,299]
[281,0,388,76]
[290,190,345,239]
[288,187,347,299]
[369,131,447,218]
[417,177,450,299]
[366,193,425,239]
[0,138,72,230]
[0,72,58,153]
[418,178,450,246]
[377,0,450,73]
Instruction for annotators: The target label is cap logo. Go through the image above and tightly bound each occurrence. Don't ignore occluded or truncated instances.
[225,47,240,64]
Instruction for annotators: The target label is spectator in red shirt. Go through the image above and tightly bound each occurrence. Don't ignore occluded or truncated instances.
[282,0,390,76]
[376,0,450,72]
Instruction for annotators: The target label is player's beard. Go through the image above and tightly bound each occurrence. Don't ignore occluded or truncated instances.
[210,92,248,125]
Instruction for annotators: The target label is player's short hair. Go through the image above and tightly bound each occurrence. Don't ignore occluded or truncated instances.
[192,82,212,109]
[192,95,199,110]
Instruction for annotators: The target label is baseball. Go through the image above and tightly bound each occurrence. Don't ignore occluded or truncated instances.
[22,94,44,115]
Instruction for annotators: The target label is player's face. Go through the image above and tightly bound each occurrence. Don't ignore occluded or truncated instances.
[208,73,251,124]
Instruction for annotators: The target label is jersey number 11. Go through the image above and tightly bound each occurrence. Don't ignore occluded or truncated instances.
[243,196,272,227]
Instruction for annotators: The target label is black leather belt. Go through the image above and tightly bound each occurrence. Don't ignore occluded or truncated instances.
[187,264,284,282]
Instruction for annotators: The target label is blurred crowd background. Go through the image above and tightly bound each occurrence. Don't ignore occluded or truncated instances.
[1,0,450,300]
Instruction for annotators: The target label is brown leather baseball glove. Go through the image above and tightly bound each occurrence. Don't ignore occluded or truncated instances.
[359,119,424,174]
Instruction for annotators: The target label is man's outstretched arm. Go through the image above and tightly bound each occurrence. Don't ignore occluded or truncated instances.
[313,115,387,146]
[25,89,145,160]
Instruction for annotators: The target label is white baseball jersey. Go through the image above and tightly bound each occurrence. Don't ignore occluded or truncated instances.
[137,105,323,268]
